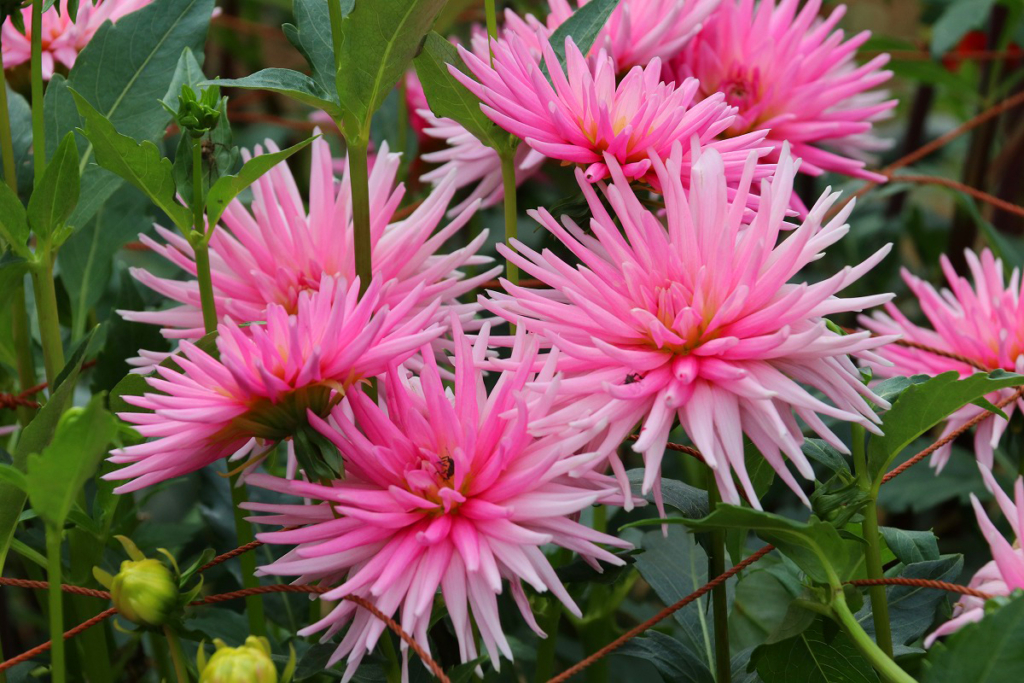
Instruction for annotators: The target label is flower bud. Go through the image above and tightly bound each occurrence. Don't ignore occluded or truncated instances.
[171,84,222,139]
[199,637,278,683]
[110,558,178,627]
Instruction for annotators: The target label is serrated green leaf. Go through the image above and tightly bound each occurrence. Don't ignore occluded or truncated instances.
[751,616,879,683]
[922,593,1024,682]
[802,439,851,475]
[0,180,29,256]
[212,69,342,118]
[626,468,708,519]
[333,0,448,140]
[204,136,316,228]
[414,32,515,154]
[283,0,349,101]
[880,527,940,565]
[545,0,620,72]
[27,131,80,240]
[868,370,1024,487]
[71,90,192,232]
[615,631,714,683]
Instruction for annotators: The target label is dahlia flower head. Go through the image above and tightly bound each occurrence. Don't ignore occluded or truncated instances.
[107,275,443,493]
[925,467,1024,646]
[124,134,495,370]
[486,142,895,509]
[675,0,896,182]
[860,248,1024,471]
[452,29,770,186]
[411,28,546,216]
[2,0,153,79]
[538,0,721,72]
[244,320,636,680]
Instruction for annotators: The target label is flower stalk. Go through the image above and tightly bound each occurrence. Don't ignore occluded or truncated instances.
[45,526,65,683]
[163,626,188,683]
[230,474,266,638]
[832,593,916,683]
[707,477,731,683]
[500,151,518,286]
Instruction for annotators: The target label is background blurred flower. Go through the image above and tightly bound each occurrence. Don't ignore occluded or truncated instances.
[675,0,895,183]
[860,248,1024,471]
[487,143,894,509]
[2,0,153,78]
[244,321,636,679]
[108,276,441,492]
[925,467,1024,646]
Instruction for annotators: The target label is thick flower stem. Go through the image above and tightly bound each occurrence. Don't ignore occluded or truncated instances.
[31,257,65,387]
[348,139,373,296]
[192,239,219,335]
[707,477,731,683]
[852,423,894,658]
[0,50,18,187]
[192,136,205,235]
[230,474,267,638]
[534,603,562,682]
[484,0,498,65]
[833,594,917,683]
[500,151,518,286]
[31,0,45,184]
[10,288,37,426]
[45,526,65,683]
[162,626,189,683]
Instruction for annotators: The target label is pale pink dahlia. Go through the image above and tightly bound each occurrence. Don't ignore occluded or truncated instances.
[2,0,153,79]
[675,0,895,182]
[452,31,769,185]
[486,144,895,508]
[244,321,636,679]
[925,467,1024,646]
[107,276,442,493]
[124,135,494,368]
[860,249,1024,471]
[542,0,721,72]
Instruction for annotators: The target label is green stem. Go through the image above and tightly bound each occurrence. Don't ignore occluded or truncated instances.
[852,424,893,658]
[10,285,37,426]
[31,0,45,185]
[45,526,65,683]
[500,151,518,286]
[833,595,917,683]
[484,0,498,65]
[162,626,189,683]
[229,475,266,638]
[397,75,409,162]
[192,238,218,335]
[192,136,205,234]
[0,49,18,190]
[379,632,402,683]
[592,504,606,534]
[707,477,731,683]
[347,140,372,295]
[534,602,561,683]
[30,258,64,387]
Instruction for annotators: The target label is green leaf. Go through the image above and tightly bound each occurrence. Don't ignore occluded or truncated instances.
[751,616,879,683]
[871,375,931,407]
[204,136,317,228]
[71,90,192,232]
[414,32,515,154]
[0,180,29,256]
[802,439,851,475]
[627,469,708,519]
[0,465,27,493]
[25,394,117,530]
[163,47,208,113]
[546,0,620,71]
[213,69,342,118]
[614,631,714,683]
[47,0,214,229]
[867,370,1024,486]
[283,0,348,101]
[930,0,997,57]
[0,86,33,199]
[27,131,80,240]
[855,556,963,657]
[682,506,852,585]
[922,594,1024,682]
[959,192,1024,271]
[880,528,940,565]
[333,0,448,140]
[730,564,806,651]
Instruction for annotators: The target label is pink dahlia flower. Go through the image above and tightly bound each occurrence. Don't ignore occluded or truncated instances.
[412,30,547,216]
[244,320,636,679]
[107,276,442,493]
[124,134,495,369]
[542,0,720,72]
[486,143,895,508]
[2,0,153,79]
[452,31,769,186]
[859,249,1024,471]
[674,0,896,183]
[925,467,1024,646]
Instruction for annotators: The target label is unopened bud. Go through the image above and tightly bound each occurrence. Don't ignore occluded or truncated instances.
[199,637,279,683]
[110,558,178,626]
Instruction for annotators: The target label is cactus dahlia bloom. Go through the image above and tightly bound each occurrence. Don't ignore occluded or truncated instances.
[486,143,895,509]
[123,135,495,370]
[1,0,153,79]
[452,31,769,186]
[244,321,636,679]
[541,0,721,72]
[106,276,442,493]
[859,249,1024,471]
[674,0,896,183]
[925,468,1024,646]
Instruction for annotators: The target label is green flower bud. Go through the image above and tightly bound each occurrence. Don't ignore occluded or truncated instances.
[171,84,222,139]
[199,637,278,683]
[110,558,179,627]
